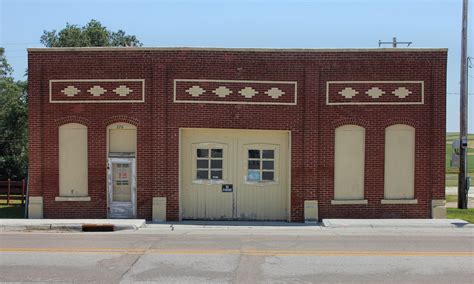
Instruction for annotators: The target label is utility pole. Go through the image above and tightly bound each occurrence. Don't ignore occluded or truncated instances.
[378,37,412,48]
[458,0,469,209]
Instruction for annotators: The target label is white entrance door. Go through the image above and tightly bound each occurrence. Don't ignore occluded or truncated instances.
[108,158,136,218]
[181,129,289,221]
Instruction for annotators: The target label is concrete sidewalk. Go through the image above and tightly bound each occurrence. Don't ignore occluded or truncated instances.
[0,219,146,231]
[1,218,472,232]
[322,219,471,229]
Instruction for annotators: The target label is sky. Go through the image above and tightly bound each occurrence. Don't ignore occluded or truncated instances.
[1,0,472,132]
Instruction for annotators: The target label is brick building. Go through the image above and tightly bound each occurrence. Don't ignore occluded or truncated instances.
[27,47,447,221]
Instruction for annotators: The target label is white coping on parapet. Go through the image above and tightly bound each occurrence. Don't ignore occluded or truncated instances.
[27,47,448,53]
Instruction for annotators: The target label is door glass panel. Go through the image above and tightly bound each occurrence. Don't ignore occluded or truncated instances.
[210,170,222,179]
[211,149,223,158]
[211,159,222,169]
[262,171,274,181]
[196,170,209,179]
[197,149,209,158]
[248,160,260,169]
[112,163,132,202]
[262,150,274,159]
[247,170,261,182]
[248,150,260,158]
[262,161,274,170]
[197,159,209,169]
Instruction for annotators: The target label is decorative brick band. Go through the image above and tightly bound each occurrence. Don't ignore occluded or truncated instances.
[326,81,424,105]
[49,79,145,103]
[54,116,91,127]
[103,116,140,127]
[174,79,297,105]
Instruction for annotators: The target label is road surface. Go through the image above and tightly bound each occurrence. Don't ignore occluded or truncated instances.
[1,226,473,283]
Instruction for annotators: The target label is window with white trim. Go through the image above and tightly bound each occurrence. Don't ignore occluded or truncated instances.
[247,149,275,182]
[196,148,223,180]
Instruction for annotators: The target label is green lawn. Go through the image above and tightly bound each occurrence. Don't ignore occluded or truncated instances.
[0,197,25,218]
[447,208,474,223]
[445,132,474,186]
[0,197,23,205]
[445,195,457,202]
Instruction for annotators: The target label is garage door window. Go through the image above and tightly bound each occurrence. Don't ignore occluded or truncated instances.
[196,148,223,180]
[247,149,275,182]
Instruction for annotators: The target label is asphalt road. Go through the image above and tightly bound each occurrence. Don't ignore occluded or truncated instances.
[1,226,473,283]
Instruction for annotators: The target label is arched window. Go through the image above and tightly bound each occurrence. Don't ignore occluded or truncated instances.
[333,125,366,202]
[59,123,88,197]
[384,124,415,200]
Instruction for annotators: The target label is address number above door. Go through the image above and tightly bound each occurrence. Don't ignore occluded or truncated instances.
[174,79,297,105]
[49,79,145,103]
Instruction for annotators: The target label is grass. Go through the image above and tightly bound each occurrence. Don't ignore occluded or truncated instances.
[447,208,474,223]
[0,205,25,218]
[445,132,474,186]
[0,197,23,205]
[445,195,458,202]
[0,197,25,218]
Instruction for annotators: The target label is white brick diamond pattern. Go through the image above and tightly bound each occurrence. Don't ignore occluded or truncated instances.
[113,85,133,97]
[338,87,358,99]
[239,87,258,99]
[366,87,385,99]
[186,85,205,97]
[87,85,107,97]
[212,86,232,98]
[61,85,80,97]
[392,87,412,99]
[265,87,285,99]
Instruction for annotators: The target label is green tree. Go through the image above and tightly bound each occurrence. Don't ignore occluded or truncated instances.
[0,49,28,180]
[40,19,142,47]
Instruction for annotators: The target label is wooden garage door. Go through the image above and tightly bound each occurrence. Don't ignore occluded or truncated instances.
[181,129,289,221]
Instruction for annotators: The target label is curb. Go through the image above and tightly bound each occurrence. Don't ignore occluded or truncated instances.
[321,219,473,229]
[2,224,138,232]
[0,220,146,232]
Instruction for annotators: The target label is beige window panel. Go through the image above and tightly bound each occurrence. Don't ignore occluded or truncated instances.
[384,124,415,200]
[58,123,88,199]
[333,125,366,202]
[107,123,137,155]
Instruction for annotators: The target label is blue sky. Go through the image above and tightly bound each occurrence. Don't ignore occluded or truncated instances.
[1,0,472,132]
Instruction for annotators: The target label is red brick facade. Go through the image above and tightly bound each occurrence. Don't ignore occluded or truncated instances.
[28,48,447,221]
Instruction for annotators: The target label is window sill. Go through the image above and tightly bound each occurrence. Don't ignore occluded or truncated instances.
[381,199,418,204]
[55,196,91,202]
[331,199,368,205]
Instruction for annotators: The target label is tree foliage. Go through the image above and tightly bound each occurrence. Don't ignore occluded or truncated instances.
[40,19,142,47]
[0,49,28,180]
